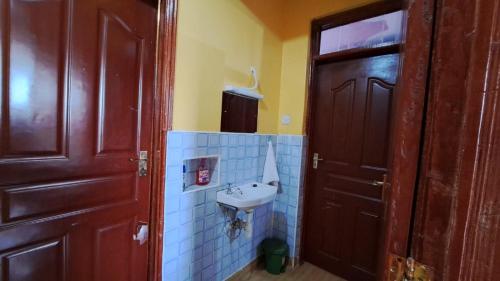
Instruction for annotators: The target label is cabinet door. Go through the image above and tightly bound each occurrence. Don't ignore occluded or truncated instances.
[221,92,258,133]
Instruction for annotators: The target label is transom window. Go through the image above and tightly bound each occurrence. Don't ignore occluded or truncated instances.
[319,10,403,55]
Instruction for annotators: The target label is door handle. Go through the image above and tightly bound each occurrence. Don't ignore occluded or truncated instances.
[133,222,149,245]
[372,176,386,200]
[371,174,387,187]
[313,153,324,169]
[371,180,384,187]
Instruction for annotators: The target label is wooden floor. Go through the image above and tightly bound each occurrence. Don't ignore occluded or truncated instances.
[230,262,346,281]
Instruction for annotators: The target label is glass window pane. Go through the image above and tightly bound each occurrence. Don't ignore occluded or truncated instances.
[319,10,403,55]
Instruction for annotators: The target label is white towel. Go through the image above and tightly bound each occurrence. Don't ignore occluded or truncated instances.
[262,141,280,185]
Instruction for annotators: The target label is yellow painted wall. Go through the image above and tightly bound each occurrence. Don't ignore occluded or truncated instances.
[172,0,378,134]
[172,0,285,133]
[277,0,377,134]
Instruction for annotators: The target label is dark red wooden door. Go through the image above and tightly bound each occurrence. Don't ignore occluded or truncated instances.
[221,92,258,133]
[304,54,399,281]
[0,0,156,280]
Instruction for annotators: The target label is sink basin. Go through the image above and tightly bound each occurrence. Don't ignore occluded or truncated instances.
[217,182,278,211]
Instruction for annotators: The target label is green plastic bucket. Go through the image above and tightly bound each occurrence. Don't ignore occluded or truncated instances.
[262,238,289,275]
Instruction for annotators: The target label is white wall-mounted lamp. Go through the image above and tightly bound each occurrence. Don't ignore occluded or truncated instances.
[224,67,264,100]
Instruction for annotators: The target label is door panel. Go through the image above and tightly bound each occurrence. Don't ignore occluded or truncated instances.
[361,79,393,170]
[319,199,343,260]
[329,79,355,163]
[2,174,137,223]
[0,0,157,280]
[351,202,382,275]
[96,9,144,155]
[2,0,71,160]
[304,54,399,281]
[94,219,135,281]
[1,238,67,281]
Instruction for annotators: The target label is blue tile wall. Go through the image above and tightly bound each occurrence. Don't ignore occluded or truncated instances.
[164,132,277,281]
[163,131,305,281]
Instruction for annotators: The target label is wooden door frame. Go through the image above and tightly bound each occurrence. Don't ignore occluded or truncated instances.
[410,0,500,279]
[149,0,178,280]
[300,0,436,279]
[377,0,435,279]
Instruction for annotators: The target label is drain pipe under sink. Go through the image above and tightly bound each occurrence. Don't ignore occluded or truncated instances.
[245,210,254,239]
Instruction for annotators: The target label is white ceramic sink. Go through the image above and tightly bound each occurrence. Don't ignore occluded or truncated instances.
[217,182,278,211]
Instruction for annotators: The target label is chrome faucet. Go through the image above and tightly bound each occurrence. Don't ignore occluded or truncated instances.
[234,187,243,195]
[226,183,234,194]
[226,183,243,195]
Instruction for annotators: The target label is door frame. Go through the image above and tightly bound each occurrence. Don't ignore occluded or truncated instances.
[300,0,435,279]
[409,0,500,279]
[149,0,178,280]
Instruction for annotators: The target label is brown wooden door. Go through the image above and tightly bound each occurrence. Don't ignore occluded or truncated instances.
[0,0,157,280]
[304,53,399,281]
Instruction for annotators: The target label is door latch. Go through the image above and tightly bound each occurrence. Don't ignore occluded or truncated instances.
[313,153,323,169]
[133,222,149,245]
[387,254,433,281]
[130,151,148,176]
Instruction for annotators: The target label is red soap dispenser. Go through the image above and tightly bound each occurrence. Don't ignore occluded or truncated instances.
[196,158,210,186]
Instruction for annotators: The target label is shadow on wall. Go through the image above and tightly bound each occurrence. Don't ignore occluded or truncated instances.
[272,211,289,241]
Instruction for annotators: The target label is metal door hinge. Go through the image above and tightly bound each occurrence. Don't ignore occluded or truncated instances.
[130,151,148,176]
[387,254,433,281]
